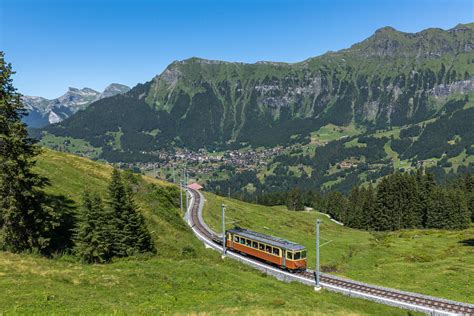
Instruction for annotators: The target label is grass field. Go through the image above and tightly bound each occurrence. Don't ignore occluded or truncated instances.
[310,123,363,144]
[0,149,412,314]
[202,192,474,303]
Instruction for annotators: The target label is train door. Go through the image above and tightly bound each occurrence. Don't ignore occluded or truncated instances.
[282,249,286,269]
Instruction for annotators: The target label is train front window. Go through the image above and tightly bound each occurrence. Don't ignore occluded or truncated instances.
[286,252,293,260]
[301,250,307,258]
[294,251,301,260]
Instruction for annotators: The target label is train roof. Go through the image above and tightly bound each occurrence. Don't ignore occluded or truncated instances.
[227,227,306,251]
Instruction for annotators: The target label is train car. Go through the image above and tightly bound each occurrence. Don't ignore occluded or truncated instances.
[225,227,307,271]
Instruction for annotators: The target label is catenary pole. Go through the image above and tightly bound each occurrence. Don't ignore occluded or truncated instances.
[315,219,321,291]
[179,170,183,213]
[185,169,189,211]
[222,203,226,257]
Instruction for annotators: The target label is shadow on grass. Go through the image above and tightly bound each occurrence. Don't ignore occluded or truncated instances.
[459,239,474,247]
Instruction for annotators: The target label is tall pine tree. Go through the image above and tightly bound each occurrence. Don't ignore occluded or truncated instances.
[108,168,128,256]
[0,52,66,254]
[122,183,155,254]
[108,168,154,256]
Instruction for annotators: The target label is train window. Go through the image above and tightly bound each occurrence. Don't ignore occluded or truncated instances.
[294,252,301,260]
[301,250,307,258]
[266,245,271,253]
[240,238,246,244]
[252,241,258,248]
[286,252,293,260]
[246,239,252,247]
[259,243,265,251]
[234,236,239,243]
[273,248,280,256]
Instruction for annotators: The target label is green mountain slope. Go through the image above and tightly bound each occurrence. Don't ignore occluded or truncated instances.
[38,23,473,152]
[32,23,474,194]
[0,149,410,314]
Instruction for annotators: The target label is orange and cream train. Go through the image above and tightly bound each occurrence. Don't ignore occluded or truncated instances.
[225,227,307,271]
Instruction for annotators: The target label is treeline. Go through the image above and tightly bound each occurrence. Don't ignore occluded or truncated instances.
[0,53,157,263]
[280,169,472,231]
[326,171,471,230]
[243,168,473,231]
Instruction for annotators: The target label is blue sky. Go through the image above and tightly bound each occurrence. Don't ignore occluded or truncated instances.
[1,0,473,98]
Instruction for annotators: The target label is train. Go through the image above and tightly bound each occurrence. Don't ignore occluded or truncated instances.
[225,227,307,271]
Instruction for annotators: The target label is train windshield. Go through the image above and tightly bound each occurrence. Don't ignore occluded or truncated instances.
[301,250,307,258]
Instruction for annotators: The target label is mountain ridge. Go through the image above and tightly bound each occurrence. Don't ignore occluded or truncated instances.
[23,83,130,127]
[38,23,473,164]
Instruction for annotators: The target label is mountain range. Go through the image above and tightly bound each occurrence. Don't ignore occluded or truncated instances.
[33,23,474,191]
[23,83,130,127]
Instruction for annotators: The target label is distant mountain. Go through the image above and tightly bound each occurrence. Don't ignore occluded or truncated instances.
[23,83,130,127]
[40,23,473,150]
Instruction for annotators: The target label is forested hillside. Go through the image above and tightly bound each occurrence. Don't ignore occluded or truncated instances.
[207,96,474,196]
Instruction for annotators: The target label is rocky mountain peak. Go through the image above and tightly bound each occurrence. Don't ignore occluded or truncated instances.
[100,83,131,98]
[23,83,130,128]
[374,26,399,34]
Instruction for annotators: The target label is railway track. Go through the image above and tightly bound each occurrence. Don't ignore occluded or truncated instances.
[186,188,474,315]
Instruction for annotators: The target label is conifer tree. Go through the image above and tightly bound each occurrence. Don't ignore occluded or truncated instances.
[0,52,65,254]
[457,174,474,222]
[348,186,363,228]
[108,168,128,256]
[415,169,436,227]
[108,168,155,256]
[74,193,114,263]
[426,187,469,230]
[374,176,396,231]
[323,191,348,223]
[123,184,155,254]
[361,184,376,230]
[286,188,304,211]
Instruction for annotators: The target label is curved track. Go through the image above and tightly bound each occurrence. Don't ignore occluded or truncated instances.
[186,188,474,315]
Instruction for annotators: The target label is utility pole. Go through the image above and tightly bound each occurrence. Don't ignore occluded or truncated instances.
[185,169,189,211]
[222,203,226,258]
[314,219,321,291]
[179,170,183,213]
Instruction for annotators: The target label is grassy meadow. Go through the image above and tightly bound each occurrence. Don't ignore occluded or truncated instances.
[0,149,413,315]
[202,192,474,303]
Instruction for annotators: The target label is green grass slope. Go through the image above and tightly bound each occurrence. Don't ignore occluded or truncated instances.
[202,192,474,303]
[0,149,411,315]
